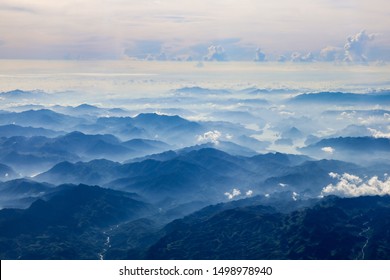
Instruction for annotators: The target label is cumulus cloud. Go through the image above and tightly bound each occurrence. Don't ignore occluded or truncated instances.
[290,52,314,62]
[344,30,376,63]
[322,172,390,197]
[254,48,266,62]
[368,128,390,138]
[224,188,253,199]
[322,146,335,154]
[320,46,344,61]
[224,188,241,199]
[197,130,222,144]
[204,45,227,61]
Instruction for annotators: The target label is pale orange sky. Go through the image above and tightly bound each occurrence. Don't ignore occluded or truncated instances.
[0,0,389,60]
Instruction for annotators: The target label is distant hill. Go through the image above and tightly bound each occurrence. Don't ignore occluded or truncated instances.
[300,137,390,163]
[0,163,18,181]
[0,179,54,209]
[173,86,231,95]
[0,124,63,138]
[290,91,390,105]
[146,195,390,260]
[0,109,85,130]
[0,184,155,259]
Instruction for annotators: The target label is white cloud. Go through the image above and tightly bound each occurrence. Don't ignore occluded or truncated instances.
[322,172,390,197]
[368,128,390,138]
[329,172,340,179]
[322,146,335,154]
[254,48,266,62]
[246,190,253,196]
[204,45,227,61]
[224,188,241,199]
[320,46,344,61]
[344,30,376,63]
[197,130,222,144]
[290,52,315,62]
[292,191,300,201]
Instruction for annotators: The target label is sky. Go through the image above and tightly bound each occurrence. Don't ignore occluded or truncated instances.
[0,0,390,61]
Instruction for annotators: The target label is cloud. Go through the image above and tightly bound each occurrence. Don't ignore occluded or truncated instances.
[329,172,340,179]
[344,30,376,63]
[145,52,167,61]
[320,46,344,61]
[246,190,253,196]
[322,172,390,197]
[224,188,241,200]
[254,48,266,62]
[204,45,227,61]
[277,55,287,62]
[292,191,300,201]
[290,52,314,62]
[321,146,335,154]
[368,128,390,138]
[197,130,222,144]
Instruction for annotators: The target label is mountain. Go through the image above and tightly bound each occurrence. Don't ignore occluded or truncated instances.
[290,91,390,105]
[0,109,85,130]
[51,104,130,117]
[131,113,204,143]
[262,159,361,196]
[322,109,390,118]
[121,138,171,156]
[0,179,53,197]
[146,195,390,260]
[36,159,122,185]
[0,135,81,176]
[37,148,316,204]
[0,124,63,138]
[173,86,231,95]
[177,141,258,157]
[300,137,390,163]
[0,184,155,259]
[0,132,132,176]
[0,179,54,209]
[282,127,304,139]
[0,163,18,181]
[0,89,47,99]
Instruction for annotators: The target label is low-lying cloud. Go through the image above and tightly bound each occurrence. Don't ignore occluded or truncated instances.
[225,188,254,199]
[322,172,390,197]
[321,146,335,154]
[224,188,241,199]
[197,130,222,144]
[368,128,390,138]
